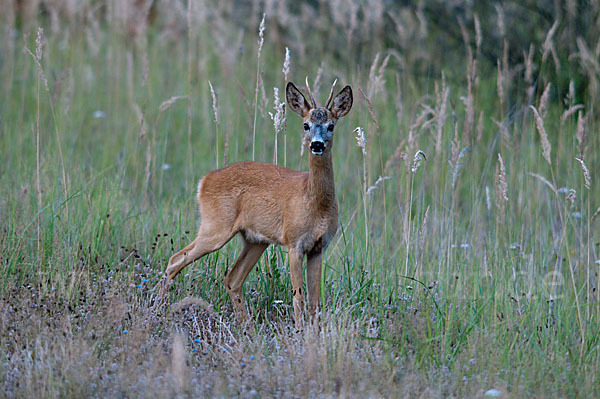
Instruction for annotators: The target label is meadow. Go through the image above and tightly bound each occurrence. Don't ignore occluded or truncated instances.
[0,1,599,397]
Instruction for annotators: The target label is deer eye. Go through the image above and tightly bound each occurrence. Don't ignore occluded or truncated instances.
[327,124,334,132]
[303,123,309,131]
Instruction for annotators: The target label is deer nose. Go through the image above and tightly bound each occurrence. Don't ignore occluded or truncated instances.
[310,140,325,154]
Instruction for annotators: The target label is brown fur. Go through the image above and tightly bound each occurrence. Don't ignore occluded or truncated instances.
[161,81,352,328]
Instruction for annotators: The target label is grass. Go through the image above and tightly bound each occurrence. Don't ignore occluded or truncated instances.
[1,2,599,397]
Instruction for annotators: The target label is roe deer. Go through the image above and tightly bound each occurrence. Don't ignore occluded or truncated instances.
[161,79,353,327]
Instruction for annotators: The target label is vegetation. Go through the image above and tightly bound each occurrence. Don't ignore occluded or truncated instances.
[0,1,598,397]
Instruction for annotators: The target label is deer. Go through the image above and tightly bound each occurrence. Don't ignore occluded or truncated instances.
[160,79,353,328]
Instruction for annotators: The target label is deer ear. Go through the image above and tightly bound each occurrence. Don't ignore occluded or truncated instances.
[329,85,353,119]
[286,82,311,117]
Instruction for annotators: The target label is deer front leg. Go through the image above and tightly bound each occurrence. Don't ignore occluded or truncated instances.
[306,251,322,317]
[288,247,305,329]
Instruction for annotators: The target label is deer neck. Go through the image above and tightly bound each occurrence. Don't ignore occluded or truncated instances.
[307,151,336,209]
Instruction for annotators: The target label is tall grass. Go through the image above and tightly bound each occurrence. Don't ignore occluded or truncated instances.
[0,1,599,397]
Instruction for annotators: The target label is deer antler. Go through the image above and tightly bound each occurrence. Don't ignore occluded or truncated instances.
[325,79,338,109]
[305,76,317,109]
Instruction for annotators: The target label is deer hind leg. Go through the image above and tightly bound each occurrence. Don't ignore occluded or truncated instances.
[164,224,234,283]
[288,247,305,329]
[224,237,268,321]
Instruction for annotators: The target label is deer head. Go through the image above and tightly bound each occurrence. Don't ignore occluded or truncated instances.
[286,78,353,155]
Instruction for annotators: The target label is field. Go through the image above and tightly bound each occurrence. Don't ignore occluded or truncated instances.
[1,1,599,397]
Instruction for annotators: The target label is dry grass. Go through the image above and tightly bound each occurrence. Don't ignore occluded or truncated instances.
[1,1,599,398]
[0,281,448,398]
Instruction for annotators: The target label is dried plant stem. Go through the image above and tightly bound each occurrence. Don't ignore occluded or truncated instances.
[586,194,591,325]
[545,163,585,352]
[564,215,585,355]
[359,87,387,241]
[49,113,68,211]
[358,88,381,137]
[35,63,41,256]
[223,126,231,167]
[495,153,508,241]
[252,14,266,161]
[186,0,193,192]
[273,131,277,165]
[215,121,219,170]
[404,168,416,276]
[355,127,369,251]
[144,106,152,196]
[252,66,259,161]
[209,81,219,169]
[26,34,69,218]
[362,149,369,252]
[497,59,505,123]
[281,48,290,167]
[283,114,287,167]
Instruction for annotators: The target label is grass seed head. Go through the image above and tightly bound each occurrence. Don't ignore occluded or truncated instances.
[542,20,559,63]
[354,126,367,155]
[529,172,557,193]
[411,150,427,173]
[366,176,391,196]
[529,105,552,165]
[497,154,508,201]
[269,87,285,134]
[282,47,290,81]
[560,104,584,122]
[497,59,504,108]
[525,43,535,84]
[452,147,469,189]
[495,4,505,37]
[208,81,218,124]
[35,27,44,60]
[576,111,587,159]
[158,95,187,113]
[539,82,551,118]
[575,157,591,189]
[474,13,482,52]
[257,13,266,56]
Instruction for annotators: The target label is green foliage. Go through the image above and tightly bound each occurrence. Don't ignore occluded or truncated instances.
[0,1,599,397]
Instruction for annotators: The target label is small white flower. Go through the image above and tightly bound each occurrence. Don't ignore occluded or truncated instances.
[93,110,106,119]
[162,164,171,171]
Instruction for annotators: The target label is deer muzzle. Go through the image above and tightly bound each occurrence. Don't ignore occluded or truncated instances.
[310,139,325,154]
